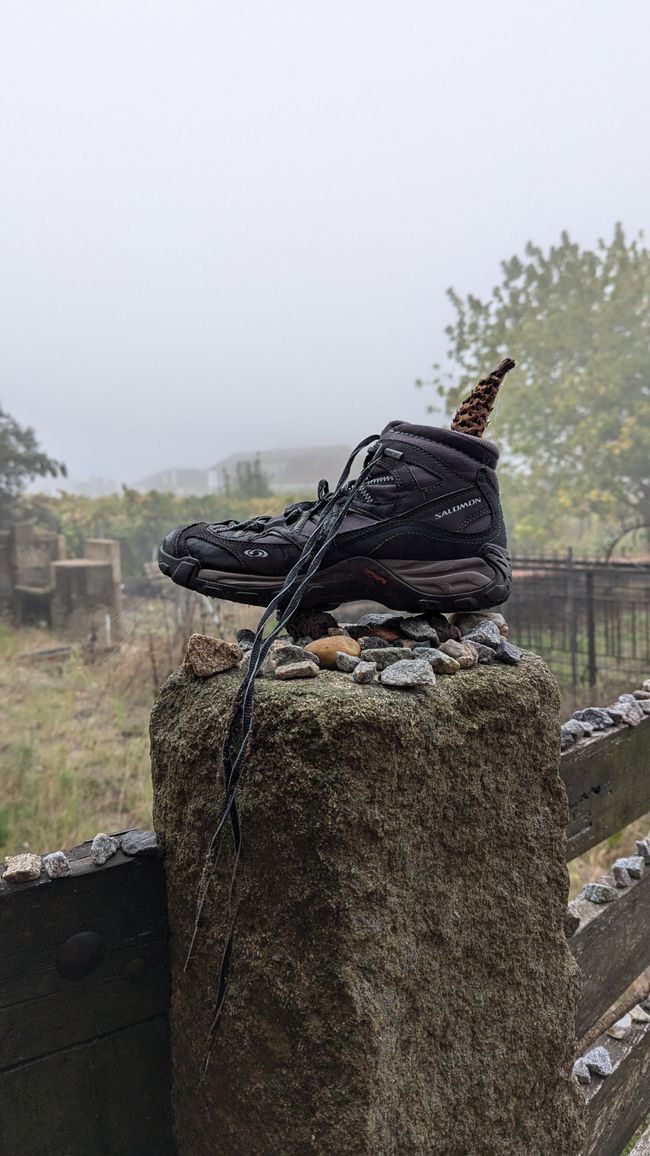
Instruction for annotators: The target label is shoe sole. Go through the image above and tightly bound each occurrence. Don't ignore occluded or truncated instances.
[158,543,511,614]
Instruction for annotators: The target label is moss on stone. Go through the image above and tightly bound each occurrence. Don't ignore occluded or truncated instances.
[151,654,584,1155]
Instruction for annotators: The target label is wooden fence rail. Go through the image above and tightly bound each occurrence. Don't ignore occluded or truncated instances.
[1,714,649,1154]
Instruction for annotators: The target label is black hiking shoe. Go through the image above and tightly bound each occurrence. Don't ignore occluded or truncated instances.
[158,422,511,613]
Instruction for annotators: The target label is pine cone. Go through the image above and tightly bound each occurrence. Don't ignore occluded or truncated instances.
[451,358,515,437]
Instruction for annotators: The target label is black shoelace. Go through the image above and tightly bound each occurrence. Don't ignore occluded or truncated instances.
[186,433,383,1072]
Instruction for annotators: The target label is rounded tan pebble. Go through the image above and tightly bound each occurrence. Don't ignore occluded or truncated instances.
[305,635,361,669]
[3,852,43,883]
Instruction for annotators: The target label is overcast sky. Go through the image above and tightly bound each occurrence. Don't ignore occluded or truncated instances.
[2,0,649,485]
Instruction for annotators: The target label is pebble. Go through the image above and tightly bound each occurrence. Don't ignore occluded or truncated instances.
[336,651,361,672]
[560,727,576,751]
[612,864,632,888]
[275,661,320,680]
[573,708,615,730]
[640,701,650,715]
[356,612,401,629]
[236,628,256,652]
[563,718,592,739]
[121,830,160,858]
[614,856,645,879]
[184,633,242,676]
[304,636,360,670]
[286,609,339,641]
[273,645,319,668]
[470,642,497,664]
[412,647,461,674]
[380,658,436,688]
[439,639,479,669]
[494,639,522,665]
[43,851,71,879]
[633,690,650,700]
[398,615,440,643]
[360,647,409,671]
[451,611,508,636]
[357,635,398,650]
[584,1046,613,1077]
[583,882,618,904]
[643,679,650,692]
[91,833,119,866]
[572,1058,591,1085]
[631,1006,650,1023]
[460,620,502,648]
[425,612,460,642]
[353,660,377,684]
[607,1014,632,1039]
[635,839,650,863]
[3,852,43,883]
[606,697,644,726]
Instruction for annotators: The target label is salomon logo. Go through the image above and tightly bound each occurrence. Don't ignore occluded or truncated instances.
[244,548,268,558]
[434,497,482,520]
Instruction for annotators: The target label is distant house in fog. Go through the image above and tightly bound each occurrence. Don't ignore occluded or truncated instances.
[134,467,209,495]
[208,446,350,494]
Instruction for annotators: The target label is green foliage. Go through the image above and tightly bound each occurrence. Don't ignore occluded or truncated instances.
[423,225,650,554]
[27,487,294,577]
[0,406,66,522]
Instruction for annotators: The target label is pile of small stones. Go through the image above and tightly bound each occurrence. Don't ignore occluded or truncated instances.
[572,1001,650,1085]
[0,829,159,887]
[184,609,522,692]
[560,679,650,751]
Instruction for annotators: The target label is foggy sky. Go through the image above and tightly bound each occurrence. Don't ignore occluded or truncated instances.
[2,0,650,485]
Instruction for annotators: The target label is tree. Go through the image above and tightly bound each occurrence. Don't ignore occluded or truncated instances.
[422,226,650,553]
[221,456,272,500]
[0,406,67,522]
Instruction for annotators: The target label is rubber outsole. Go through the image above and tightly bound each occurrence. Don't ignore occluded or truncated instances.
[158,543,512,614]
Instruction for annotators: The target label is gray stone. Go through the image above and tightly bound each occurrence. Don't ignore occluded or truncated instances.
[583,881,618,904]
[640,700,650,715]
[274,645,320,668]
[43,851,71,878]
[607,1013,632,1039]
[424,612,460,642]
[642,678,650,692]
[336,651,361,672]
[352,660,377,684]
[3,852,43,883]
[439,639,479,669]
[562,718,591,739]
[560,727,576,751]
[412,647,461,674]
[633,689,650,700]
[398,615,440,643]
[450,611,509,637]
[636,839,650,863]
[356,612,402,629]
[295,636,313,648]
[357,636,397,651]
[494,639,522,665]
[90,832,119,866]
[184,633,243,676]
[614,855,645,879]
[121,830,160,858]
[359,647,410,671]
[470,642,497,664]
[606,697,644,726]
[275,661,320,681]
[612,864,632,888]
[584,1046,613,1077]
[573,707,615,730]
[461,620,503,649]
[572,1058,591,1085]
[631,1006,650,1023]
[236,628,256,652]
[379,659,436,688]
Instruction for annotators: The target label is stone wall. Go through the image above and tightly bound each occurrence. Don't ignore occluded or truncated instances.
[150,654,583,1155]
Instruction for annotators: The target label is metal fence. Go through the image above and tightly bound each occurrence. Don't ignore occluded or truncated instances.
[507,554,650,700]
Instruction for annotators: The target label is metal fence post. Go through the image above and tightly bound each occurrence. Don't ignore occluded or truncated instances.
[585,569,597,688]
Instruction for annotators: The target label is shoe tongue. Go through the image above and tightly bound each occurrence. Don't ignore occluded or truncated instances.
[380,421,499,464]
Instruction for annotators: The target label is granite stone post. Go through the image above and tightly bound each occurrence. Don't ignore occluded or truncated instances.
[150,653,584,1156]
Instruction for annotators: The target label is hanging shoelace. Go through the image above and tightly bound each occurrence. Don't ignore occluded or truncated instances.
[186,434,383,1071]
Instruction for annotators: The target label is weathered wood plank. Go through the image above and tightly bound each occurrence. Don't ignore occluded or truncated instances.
[562,715,650,860]
[0,1015,175,1156]
[571,865,650,1037]
[0,839,169,1067]
[581,1021,650,1156]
